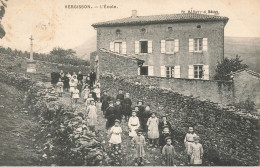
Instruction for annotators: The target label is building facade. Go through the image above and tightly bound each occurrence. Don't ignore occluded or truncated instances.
[92,11,229,80]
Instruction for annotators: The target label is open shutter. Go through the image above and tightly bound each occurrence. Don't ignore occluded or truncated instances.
[203,65,209,80]
[148,66,154,76]
[138,67,140,75]
[188,65,194,79]
[174,65,180,78]
[203,38,208,51]
[160,66,166,77]
[161,40,166,53]
[174,39,179,52]
[189,39,194,52]
[135,41,139,54]
[110,42,114,52]
[148,40,152,53]
[122,42,126,54]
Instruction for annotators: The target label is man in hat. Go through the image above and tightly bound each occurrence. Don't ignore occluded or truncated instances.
[89,69,96,88]
[131,129,146,166]
[114,99,123,121]
[123,92,132,121]
[105,100,116,129]
[137,100,145,129]
[101,90,111,116]
[116,89,124,104]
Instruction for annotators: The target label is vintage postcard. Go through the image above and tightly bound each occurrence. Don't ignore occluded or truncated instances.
[0,0,259,166]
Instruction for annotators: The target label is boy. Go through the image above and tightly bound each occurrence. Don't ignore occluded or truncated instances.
[116,89,124,104]
[105,101,116,130]
[131,129,146,166]
[123,93,132,121]
[162,137,176,166]
[114,99,123,121]
[159,114,173,135]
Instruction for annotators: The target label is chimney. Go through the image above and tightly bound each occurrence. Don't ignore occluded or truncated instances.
[132,10,137,18]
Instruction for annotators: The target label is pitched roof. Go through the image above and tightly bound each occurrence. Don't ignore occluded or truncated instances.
[92,13,229,28]
[232,69,260,78]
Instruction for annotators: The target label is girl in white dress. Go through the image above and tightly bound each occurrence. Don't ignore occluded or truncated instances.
[72,88,80,103]
[190,136,203,165]
[128,111,140,137]
[86,100,97,132]
[109,119,122,151]
[94,85,101,102]
[147,112,159,147]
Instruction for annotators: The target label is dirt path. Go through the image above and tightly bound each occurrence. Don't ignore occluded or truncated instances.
[55,88,188,166]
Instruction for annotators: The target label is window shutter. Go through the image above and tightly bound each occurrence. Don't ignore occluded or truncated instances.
[148,40,152,53]
[135,41,139,54]
[174,65,180,78]
[138,67,140,75]
[203,65,209,80]
[110,42,114,52]
[148,66,154,76]
[160,66,166,77]
[161,40,166,53]
[188,65,194,79]
[122,42,126,54]
[174,39,179,52]
[203,38,208,51]
[189,39,194,52]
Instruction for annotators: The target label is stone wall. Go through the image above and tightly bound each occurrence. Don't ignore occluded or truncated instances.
[100,74,260,166]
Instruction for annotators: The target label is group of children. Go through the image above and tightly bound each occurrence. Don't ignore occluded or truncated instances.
[101,89,204,166]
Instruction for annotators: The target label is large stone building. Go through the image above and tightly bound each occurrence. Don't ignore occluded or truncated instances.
[92,10,229,80]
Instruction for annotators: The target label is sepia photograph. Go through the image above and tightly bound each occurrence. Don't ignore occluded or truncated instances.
[0,0,259,166]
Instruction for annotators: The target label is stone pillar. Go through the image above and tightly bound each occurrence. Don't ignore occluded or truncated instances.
[27,35,36,73]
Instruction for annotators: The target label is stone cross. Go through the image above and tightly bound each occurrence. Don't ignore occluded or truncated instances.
[29,35,34,60]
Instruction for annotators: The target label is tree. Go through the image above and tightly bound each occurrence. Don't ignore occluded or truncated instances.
[214,55,248,81]
[0,0,8,38]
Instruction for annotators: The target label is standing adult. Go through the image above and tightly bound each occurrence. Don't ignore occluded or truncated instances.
[89,69,96,88]
[105,101,116,130]
[137,100,145,129]
[77,71,84,85]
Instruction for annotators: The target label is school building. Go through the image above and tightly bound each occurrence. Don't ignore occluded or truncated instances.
[92,10,229,80]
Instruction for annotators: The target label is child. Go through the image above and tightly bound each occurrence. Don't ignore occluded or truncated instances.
[143,105,152,131]
[94,85,101,102]
[82,86,90,102]
[90,87,97,102]
[69,79,77,97]
[184,126,197,164]
[77,82,83,97]
[137,100,145,129]
[190,136,203,165]
[105,101,116,130]
[56,78,64,97]
[159,114,173,135]
[159,126,172,149]
[86,100,97,132]
[72,88,80,103]
[146,112,159,147]
[116,89,124,104]
[131,129,146,166]
[85,94,94,106]
[128,111,140,137]
[101,90,110,116]
[109,119,122,151]
[162,137,176,166]
[123,93,132,121]
[114,99,123,121]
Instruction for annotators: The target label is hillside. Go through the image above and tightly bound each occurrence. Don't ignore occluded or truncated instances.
[74,36,260,73]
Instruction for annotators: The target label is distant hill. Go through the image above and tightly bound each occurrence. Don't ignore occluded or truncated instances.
[74,36,260,73]
[224,36,260,73]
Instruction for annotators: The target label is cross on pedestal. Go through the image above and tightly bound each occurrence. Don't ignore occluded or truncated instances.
[29,35,34,60]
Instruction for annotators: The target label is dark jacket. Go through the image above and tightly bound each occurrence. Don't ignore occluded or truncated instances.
[77,74,83,81]
[90,72,96,81]
[114,104,123,120]
[123,98,132,116]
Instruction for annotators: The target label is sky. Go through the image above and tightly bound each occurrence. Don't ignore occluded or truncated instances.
[0,0,260,54]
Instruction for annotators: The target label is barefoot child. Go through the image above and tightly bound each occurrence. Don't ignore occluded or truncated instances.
[56,78,64,97]
[162,137,176,166]
[109,119,122,151]
[86,100,97,132]
[190,136,203,165]
[128,111,140,138]
[131,129,146,166]
[184,126,197,164]
[147,112,159,148]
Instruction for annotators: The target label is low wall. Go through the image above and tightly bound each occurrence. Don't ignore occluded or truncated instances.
[100,74,260,166]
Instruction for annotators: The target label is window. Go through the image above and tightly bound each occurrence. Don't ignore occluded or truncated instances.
[194,65,203,79]
[140,41,148,53]
[165,40,174,54]
[166,66,174,78]
[114,42,122,53]
[194,38,203,52]
[140,66,148,75]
